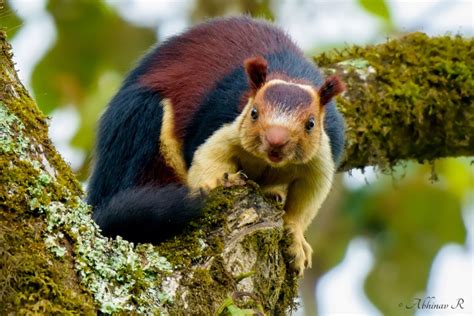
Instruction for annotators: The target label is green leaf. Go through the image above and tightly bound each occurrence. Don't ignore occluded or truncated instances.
[215,297,234,316]
[226,305,246,316]
[358,0,392,24]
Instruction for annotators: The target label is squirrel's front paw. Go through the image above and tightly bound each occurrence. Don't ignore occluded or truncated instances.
[198,171,247,193]
[286,225,312,276]
[221,171,247,187]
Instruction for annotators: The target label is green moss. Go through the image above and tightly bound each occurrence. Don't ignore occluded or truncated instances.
[152,187,244,314]
[239,227,299,314]
[155,184,298,315]
[1,100,95,312]
[168,256,236,315]
[0,217,96,314]
[274,233,300,314]
[1,99,176,313]
[155,186,241,267]
[315,33,474,171]
[0,104,28,157]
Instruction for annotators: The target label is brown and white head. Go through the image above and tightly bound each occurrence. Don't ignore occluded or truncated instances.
[239,56,345,167]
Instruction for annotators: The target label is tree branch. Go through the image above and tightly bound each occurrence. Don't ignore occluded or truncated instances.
[317,33,473,171]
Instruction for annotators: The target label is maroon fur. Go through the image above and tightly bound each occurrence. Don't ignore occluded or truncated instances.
[139,17,302,139]
[264,84,312,110]
[239,90,254,112]
[245,56,268,93]
[318,75,345,106]
[266,72,313,86]
[137,152,181,186]
[238,72,313,111]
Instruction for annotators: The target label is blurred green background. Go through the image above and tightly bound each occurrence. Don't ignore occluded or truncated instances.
[1,0,472,315]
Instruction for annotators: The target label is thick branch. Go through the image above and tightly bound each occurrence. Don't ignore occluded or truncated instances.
[317,33,473,171]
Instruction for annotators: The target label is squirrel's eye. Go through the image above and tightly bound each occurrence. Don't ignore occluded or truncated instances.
[305,117,315,132]
[251,106,259,121]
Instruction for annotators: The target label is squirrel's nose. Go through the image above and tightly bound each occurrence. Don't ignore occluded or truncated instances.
[265,126,290,148]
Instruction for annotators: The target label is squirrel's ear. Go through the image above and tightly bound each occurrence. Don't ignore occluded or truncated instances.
[244,56,268,92]
[318,75,345,106]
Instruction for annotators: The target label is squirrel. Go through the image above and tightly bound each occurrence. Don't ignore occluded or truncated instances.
[87,16,345,275]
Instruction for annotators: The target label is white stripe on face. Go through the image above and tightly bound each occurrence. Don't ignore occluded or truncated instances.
[265,79,315,95]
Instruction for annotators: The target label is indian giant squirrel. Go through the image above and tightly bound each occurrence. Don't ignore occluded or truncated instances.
[88,16,345,275]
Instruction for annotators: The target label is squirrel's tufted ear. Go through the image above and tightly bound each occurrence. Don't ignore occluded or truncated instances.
[318,75,345,106]
[244,56,268,92]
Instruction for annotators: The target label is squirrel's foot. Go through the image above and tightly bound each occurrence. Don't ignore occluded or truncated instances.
[196,171,247,193]
[221,171,247,188]
[262,184,288,206]
[285,224,312,276]
[264,191,286,205]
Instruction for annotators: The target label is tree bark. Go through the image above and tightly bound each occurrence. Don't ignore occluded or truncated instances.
[1,31,472,314]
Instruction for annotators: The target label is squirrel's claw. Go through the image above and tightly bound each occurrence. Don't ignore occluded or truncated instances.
[222,171,247,187]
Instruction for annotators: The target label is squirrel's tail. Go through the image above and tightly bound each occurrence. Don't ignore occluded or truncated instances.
[92,185,204,243]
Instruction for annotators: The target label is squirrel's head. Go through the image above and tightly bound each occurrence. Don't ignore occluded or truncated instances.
[239,56,345,167]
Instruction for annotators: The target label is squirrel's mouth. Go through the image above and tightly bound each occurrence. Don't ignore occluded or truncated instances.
[268,150,283,163]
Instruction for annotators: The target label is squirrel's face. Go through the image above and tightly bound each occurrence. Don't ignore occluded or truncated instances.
[239,56,345,167]
[239,80,323,167]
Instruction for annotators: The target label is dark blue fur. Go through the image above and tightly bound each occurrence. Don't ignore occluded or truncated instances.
[88,47,162,208]
[183,66,247,166]
[92,185,203,243]
[88,48,204,243]
[322,101,345,165]
[183,49,345,167]
[87,85,163,208]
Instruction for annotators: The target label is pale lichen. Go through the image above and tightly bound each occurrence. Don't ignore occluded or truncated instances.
[336,58,376,81]
[0,102,28,157]
[1,101,176,314]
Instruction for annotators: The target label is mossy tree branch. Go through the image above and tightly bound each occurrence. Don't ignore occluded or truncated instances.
[1,31,472,314]
[318,33,473,171]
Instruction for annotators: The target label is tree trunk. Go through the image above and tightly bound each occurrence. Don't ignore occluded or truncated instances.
[1,31,472,314]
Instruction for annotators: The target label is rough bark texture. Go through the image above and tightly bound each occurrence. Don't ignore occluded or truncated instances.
[1,31,473,314]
